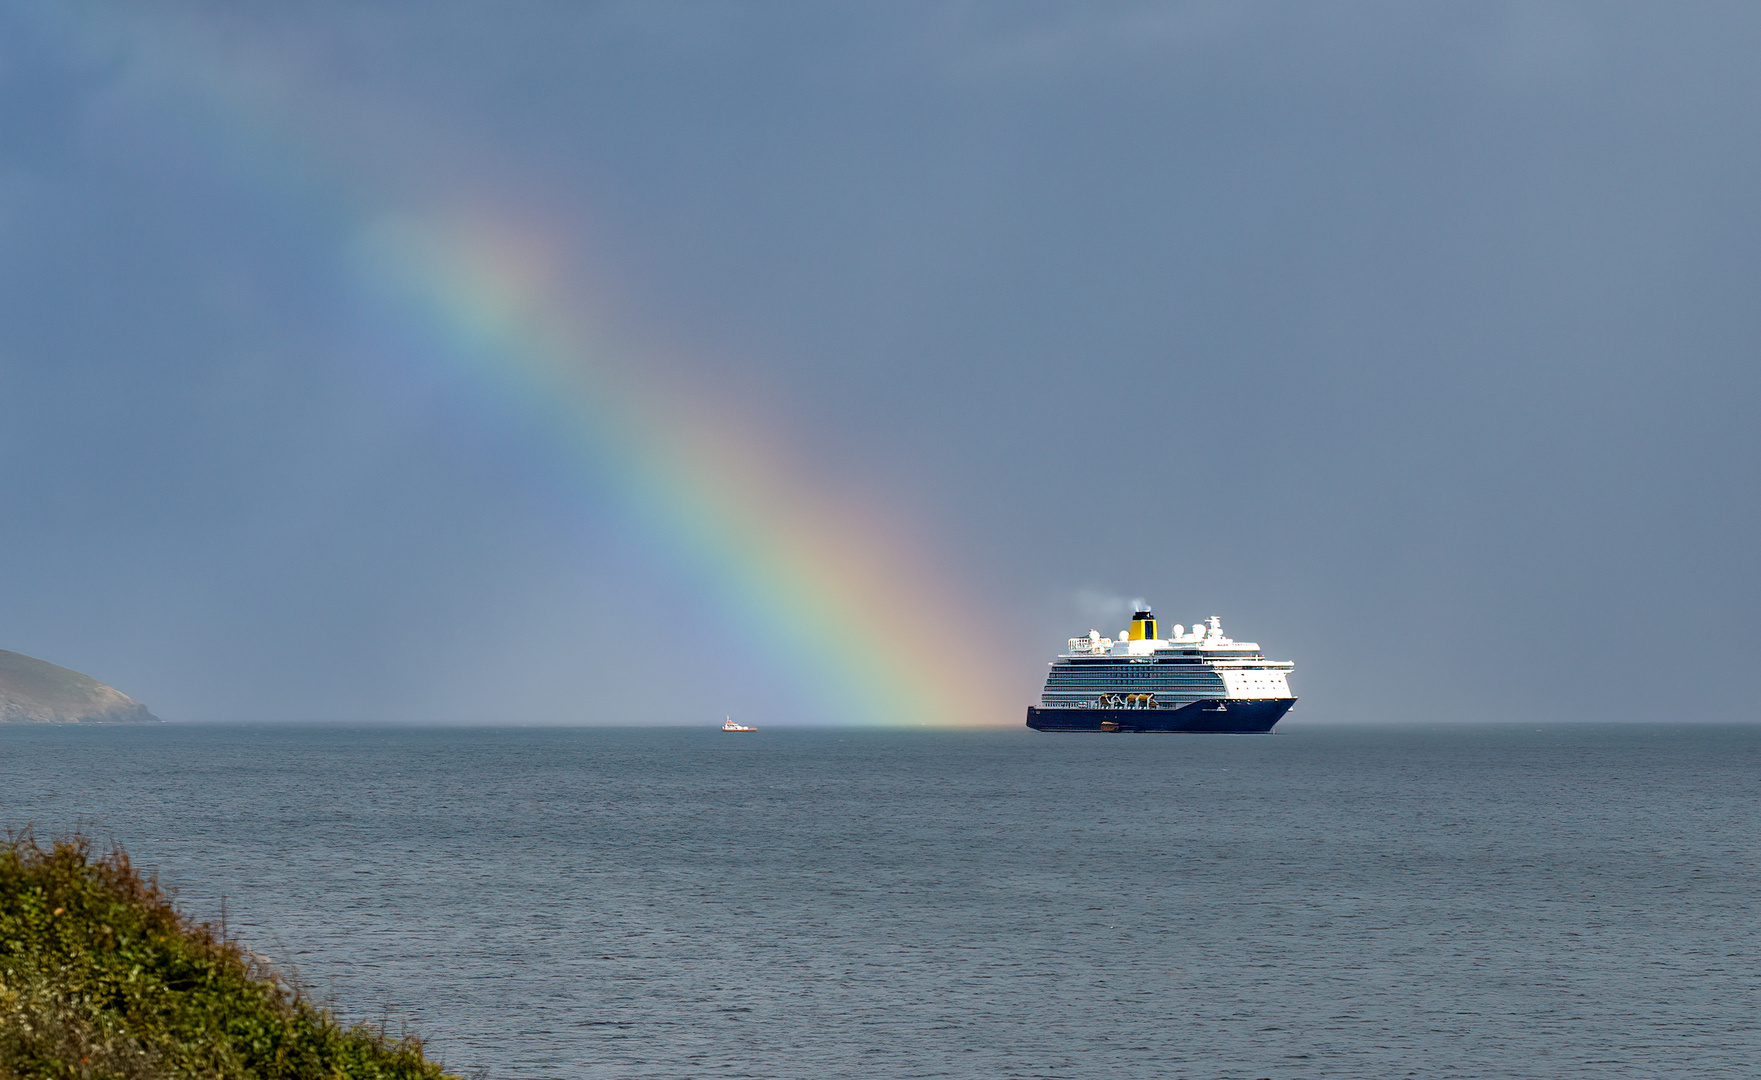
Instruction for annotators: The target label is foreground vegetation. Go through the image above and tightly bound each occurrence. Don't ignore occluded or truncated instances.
[0,834,452,1079]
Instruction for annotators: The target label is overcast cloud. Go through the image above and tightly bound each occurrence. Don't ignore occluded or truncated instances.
[1,2,1756,724]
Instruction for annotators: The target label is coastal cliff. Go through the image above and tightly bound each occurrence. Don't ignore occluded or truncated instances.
[0,650,158,723]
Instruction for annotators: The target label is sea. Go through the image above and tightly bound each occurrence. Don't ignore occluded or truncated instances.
[1,723,1755,1079]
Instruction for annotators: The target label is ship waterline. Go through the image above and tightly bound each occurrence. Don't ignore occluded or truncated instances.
[1027,608,1295,734]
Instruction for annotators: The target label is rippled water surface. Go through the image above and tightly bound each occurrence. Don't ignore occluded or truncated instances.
[2,723,1756,1079]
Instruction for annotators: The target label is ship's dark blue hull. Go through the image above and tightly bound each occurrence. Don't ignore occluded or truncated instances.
[1026,698,1294,733]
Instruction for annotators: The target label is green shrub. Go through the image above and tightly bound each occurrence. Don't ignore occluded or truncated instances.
[0,834,454,1080]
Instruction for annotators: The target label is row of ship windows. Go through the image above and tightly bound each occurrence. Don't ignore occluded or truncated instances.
[1063,659,1204,666]
[1060,661,1274,669]
[1048,684,1222,690]
[1042,665,1225,673]
[1049,672,1224,681]
[1047,683,1222,690]
[1048,683,1223,689]
[1049,684,1255,692]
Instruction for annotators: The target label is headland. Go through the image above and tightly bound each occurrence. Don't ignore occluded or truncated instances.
[0,650,158,723]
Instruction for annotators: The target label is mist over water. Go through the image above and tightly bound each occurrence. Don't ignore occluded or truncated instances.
[3,723,1754,1079]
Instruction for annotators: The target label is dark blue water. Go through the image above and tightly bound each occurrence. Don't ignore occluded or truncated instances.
[2,724,1755,1079]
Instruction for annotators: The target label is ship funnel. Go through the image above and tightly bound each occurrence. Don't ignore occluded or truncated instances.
[1128,606,1158,641]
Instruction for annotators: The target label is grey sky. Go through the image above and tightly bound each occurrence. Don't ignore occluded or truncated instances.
[1,2,1756,724]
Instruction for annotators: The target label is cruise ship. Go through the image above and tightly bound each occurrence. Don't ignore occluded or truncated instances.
[1027,607,1295,733]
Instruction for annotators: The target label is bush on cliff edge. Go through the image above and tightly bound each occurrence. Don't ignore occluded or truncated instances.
[0,835,451,1080]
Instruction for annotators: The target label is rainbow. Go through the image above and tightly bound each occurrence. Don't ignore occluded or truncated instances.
[39,4,1015,726]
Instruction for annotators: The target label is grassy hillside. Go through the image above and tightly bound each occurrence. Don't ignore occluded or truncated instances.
[0,835,452,1079]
